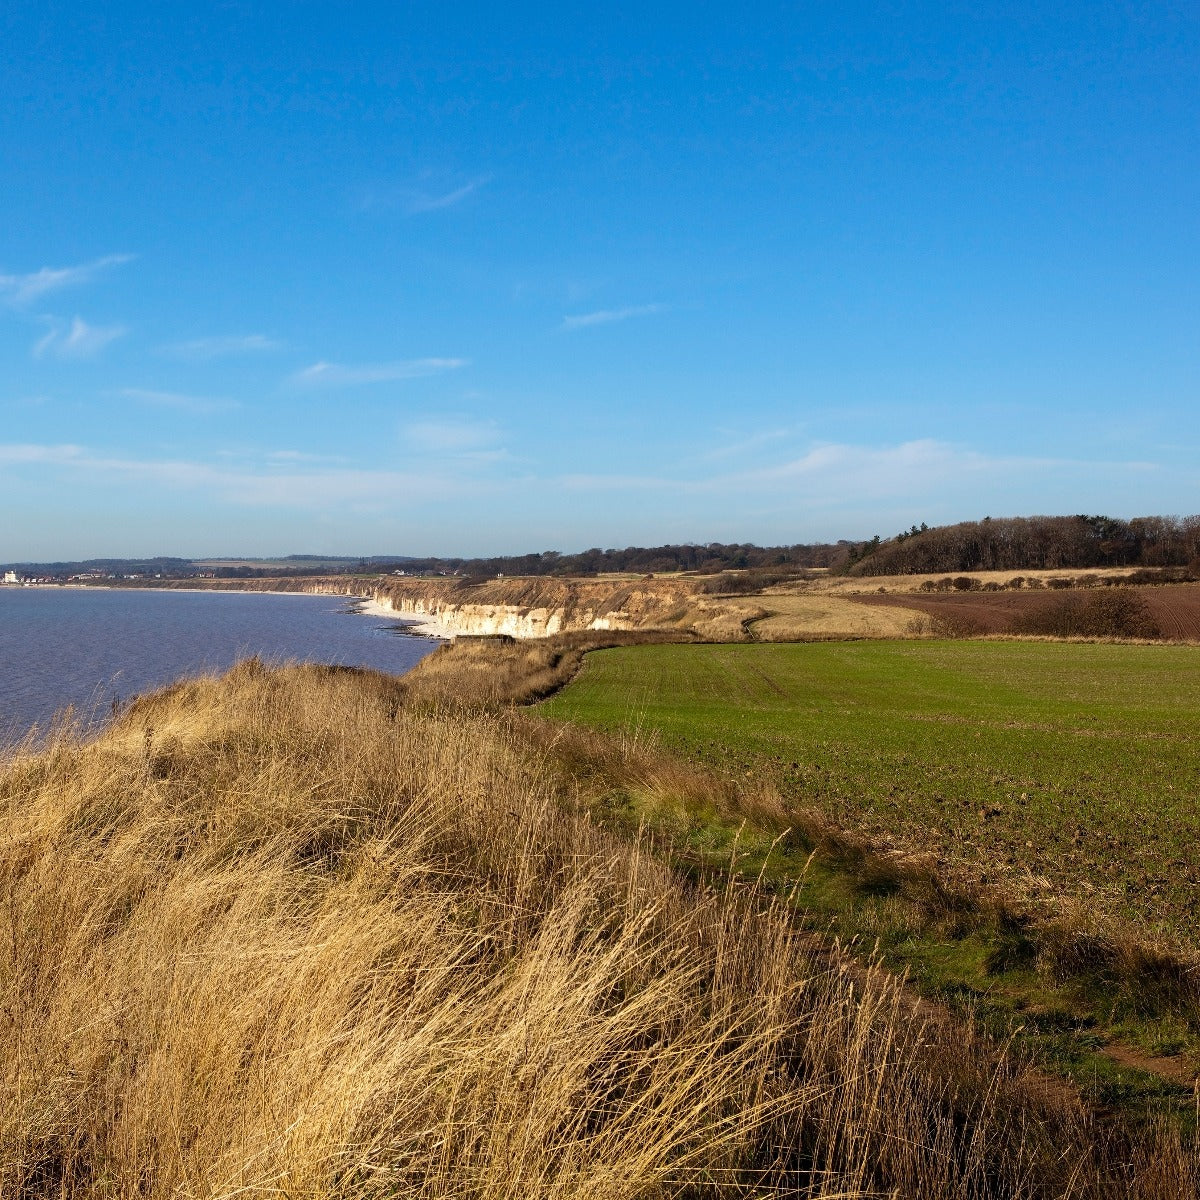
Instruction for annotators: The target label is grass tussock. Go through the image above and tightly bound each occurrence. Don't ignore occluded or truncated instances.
[4,659,1200,1197]
[2,662,789,1197]
[402,629,698,710]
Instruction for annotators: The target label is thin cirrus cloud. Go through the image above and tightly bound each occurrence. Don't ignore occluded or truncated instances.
[0,438,1176,535]
[291,358,467,387]
[560,303,666,332]
[361,174,492,215]
[0,254,135,306]
[117,388,236,414]
[266,449,346,464]
[563,440,989,495]
[556,439,1163,507]
[693,428,793,463]
[0,442,504,509]
[160,334,283,360]
[33,316,127,359]
[404,416,502,454]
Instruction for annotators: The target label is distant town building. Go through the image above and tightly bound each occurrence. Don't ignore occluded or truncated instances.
[3,571,18,584]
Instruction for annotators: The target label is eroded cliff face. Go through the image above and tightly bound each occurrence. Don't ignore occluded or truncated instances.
[362,576,702,638]
[190,575,713,639]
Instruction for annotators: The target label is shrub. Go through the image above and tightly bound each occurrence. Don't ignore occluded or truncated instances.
[695,568,800,595]
[1014,588,1161,639]
[930,612,985,638]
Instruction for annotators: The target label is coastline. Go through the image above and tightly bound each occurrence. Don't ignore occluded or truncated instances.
[0,586,441,742]
[40,574,715,640]
[10,581,454,640]
[345,596,452,640]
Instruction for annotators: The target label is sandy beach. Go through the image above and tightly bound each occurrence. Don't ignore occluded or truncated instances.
[351,596,451,639]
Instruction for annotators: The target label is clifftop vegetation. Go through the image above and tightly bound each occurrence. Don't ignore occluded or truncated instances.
[6,652,1200,1195]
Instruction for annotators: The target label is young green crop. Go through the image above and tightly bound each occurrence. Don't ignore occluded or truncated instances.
[542,640,1200,940]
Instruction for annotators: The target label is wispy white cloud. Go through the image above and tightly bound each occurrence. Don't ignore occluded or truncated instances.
[266,449,346,464]
[405,177,490,213]
[361,174,492,215]
[34,316,127,359]
[722,439,1019,495]
[0,438,1174,534]
[160,334,283,360]
[404,416,502,454]
[694,428,793,463]
[292,358,467,387]
[0,254,134,306]
[117,388,235,414]
[557,439,1162,505]
[0,443,89,465]
[0,442,503,510]
[560,303,665,332]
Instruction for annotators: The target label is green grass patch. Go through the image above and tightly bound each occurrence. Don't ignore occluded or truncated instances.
[542,639,1200,938]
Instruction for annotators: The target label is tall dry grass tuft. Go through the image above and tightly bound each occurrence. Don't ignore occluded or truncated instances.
[1,660,1197,1197]
[402,629,698,711]
[0,661,793,1197]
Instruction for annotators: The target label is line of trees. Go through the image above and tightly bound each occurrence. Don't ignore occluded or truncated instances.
[846,515,1200,576]
[0,557,197,579]
[20,518,1199,583]
[380,542,846,578]
[3,543,849,582]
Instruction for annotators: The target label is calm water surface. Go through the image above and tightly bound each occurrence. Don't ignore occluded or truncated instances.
[0,587,437,741]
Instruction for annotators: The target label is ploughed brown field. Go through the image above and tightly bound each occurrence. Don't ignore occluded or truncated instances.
[853,581,1200,639]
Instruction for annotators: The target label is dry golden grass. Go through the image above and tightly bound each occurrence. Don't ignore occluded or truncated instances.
[3,658,1198,1196]
[4,662,800,1196]
[401,629,700,709]
[712,593,919,641]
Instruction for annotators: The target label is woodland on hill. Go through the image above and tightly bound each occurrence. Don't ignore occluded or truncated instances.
[846,514,1200,576]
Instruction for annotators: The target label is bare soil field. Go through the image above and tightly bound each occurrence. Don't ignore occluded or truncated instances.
[851,582,1200,639]
[812,567,1142,595]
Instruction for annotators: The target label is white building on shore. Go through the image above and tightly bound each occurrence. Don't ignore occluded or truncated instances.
[3,571,19,585]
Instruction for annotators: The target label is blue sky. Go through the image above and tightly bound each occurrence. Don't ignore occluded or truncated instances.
[2,2,1197,558]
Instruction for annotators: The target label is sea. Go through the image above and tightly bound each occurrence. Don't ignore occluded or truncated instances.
[0,587,438,743]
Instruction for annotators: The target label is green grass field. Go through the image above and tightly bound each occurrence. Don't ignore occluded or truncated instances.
[542,640,1200,940]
